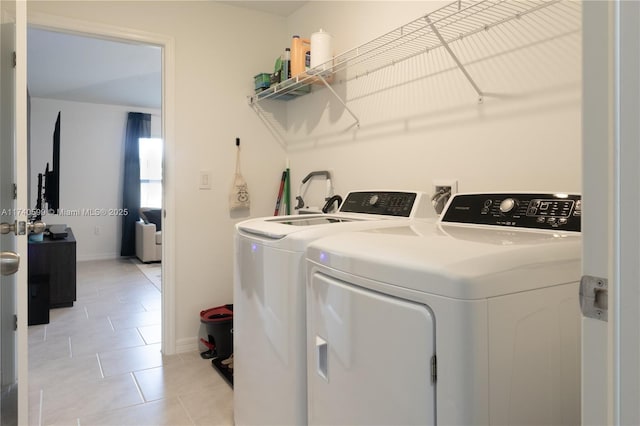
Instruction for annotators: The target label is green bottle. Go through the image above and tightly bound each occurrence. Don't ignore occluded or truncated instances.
[282,48,291,82]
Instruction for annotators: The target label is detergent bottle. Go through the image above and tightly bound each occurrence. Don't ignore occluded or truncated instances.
[290,35,311,77]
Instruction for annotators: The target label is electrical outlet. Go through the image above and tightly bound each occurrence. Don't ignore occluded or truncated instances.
[432,179,458,197]
[432,179,458,214]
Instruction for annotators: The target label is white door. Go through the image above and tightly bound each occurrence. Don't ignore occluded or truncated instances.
[0,1,28,424]
[582,1,640,424]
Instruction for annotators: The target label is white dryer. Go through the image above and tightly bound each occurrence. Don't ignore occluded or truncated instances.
[305,192,582,425]
[234,190,435,425]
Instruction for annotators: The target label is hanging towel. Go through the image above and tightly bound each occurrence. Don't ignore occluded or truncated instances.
[229,140,250,211]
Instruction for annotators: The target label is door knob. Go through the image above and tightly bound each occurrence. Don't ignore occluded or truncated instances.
[28,221,46,234]
[1,221,46,236]
[0,252,20,276]
[0,222,16,235]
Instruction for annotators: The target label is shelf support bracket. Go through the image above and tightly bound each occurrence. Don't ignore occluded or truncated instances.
[249,100,288,148]
[425,15,484,103]
[314,74,361,128]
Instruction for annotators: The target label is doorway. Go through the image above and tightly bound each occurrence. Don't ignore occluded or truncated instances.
[26,7,176,364]
[27,27,162,260]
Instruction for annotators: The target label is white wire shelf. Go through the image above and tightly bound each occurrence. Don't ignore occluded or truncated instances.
[248,0,561,107]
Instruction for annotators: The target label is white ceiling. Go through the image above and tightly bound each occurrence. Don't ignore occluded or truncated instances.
[27,28,162,109]
[220,1,307,16]
[27,1,307,110]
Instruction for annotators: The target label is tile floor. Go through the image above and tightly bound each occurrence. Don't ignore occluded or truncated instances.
[28,258,233,426]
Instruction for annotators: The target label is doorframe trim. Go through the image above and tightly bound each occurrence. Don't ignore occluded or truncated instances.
[26,11,177,355]
[613,1,640,424]
[16,2,29,424]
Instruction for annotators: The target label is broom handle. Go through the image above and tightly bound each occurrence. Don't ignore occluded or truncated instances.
[274,171,287,216]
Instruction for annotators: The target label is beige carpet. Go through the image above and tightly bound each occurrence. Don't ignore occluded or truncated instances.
[133,260,162,291]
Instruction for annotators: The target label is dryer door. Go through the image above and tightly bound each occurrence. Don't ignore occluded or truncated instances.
[308,272,436,425]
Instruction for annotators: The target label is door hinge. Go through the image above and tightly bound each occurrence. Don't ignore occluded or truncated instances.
[12,183,17,200]
[12,52,16,68]
[13,315,17,331]
[431,354,437,383]
[580,275,608,322]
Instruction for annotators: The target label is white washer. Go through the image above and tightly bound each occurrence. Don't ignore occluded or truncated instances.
[305,192,582,425]
[234,190,435,425]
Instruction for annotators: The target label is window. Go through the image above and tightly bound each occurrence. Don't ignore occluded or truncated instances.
[139,138,163,208]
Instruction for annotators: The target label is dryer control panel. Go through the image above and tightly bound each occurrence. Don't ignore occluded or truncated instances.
[339,191,418,217]
[440,193,581,232]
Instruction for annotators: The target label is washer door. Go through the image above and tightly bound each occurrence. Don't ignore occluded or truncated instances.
[234,236,307,425]
[308,271,436,425]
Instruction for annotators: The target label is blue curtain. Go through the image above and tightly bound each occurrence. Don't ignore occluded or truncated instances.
[120,112,151,256]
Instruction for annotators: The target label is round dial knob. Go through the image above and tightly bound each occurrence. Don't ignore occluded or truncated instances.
[368,195,379,206]
[499,198,518,214]
[500,198,518,213]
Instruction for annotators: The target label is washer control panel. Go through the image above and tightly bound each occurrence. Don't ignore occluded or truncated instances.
[339,191,418,217]
[441,193,581,231]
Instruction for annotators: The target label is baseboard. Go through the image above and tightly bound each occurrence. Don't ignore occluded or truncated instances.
[77,253,119,262]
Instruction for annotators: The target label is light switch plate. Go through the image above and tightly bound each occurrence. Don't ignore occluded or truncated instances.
[199,170,212,190]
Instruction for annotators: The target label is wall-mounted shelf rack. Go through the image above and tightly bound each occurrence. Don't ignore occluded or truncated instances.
[249,0,563,139]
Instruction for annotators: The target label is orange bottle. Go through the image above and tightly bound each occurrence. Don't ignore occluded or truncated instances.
[290,35,310,77]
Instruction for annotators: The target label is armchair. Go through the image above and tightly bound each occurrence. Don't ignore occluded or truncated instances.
[136,208,162,262]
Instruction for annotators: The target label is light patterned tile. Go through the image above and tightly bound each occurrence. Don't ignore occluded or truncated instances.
[98,343,163,377]
[29,334,70,364]
[70,328,145,358]
[117,292,161,306]
[109,310,161,330]
[141,297,161,312]
[30,353,101,391]
[133,357,227,402]
[179,383,233,426]
[177,351,203,363]
[29,259,225,425]
[75,281,100,301]
[99,282,159,302]
[77,397,192,426]
[82,300,146,318]
[75,293,122,310]
[48,306,89,323]
[138,325,162,345]
[28,324,46,344]
[40,373,143,425]
[28,388,42,426]
[44,316,113,342]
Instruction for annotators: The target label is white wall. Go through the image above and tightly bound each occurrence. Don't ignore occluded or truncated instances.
[29,98,160,261]
[28,1,289,351]
[27,1,583,352]
[282,1,582,201]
